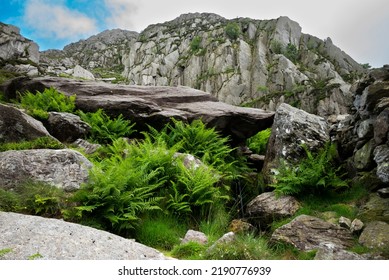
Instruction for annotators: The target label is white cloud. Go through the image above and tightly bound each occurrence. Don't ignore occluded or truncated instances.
[23,0,97,39]
[104,0,139,30]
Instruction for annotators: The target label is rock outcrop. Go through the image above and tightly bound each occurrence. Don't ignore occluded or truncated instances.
[270,214,354,251]
[40,29,138,77]
[2,76,275,142]
[119,14,365,117]
[34,13,365,117]
[0,149,92,191]
[262,103,329,183]
[0,212,168,260]
[0,22,39,76]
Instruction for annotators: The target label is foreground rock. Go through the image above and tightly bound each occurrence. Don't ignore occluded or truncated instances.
[1,76,275,142]
[246,192,300,228]
[46,112,91,143]
[0,149,92,191]
[263,103,329,183]
[314,246,365,260]
[0,103,53,143]
[271,215,354,252]
[0,212,168,260]
[357,193,389,223]
[359,221,389,252]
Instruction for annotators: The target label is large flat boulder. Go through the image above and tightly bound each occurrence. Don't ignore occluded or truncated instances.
[0,149,92,191]
[1,77,275,142]
[0,212,168,260]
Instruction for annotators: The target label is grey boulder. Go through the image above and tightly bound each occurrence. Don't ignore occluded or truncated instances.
[0,212,168,260]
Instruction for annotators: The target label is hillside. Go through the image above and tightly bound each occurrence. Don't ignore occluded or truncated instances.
[39,13,367,117]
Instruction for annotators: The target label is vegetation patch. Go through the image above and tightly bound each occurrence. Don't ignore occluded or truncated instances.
[272,143,349,196]
[0,136,64,152]
[19,87,76,120]
[247,128,271,155]
[78,109,136,144]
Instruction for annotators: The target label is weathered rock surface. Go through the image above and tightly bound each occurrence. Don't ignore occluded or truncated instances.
[246,192,300,228]
[0,22,39,64]
[0,103,53,143]
[0,149,92,191]
[350,218,364,234]
[357,193,389,223]
[263,103,329,183]
[359,221,389,252]
[270,215,354,251]
[119,14,364,117]
[181,230,208,245]
[373,145,389,183]
[71,138,101,154]
[314,246,365,260]
[2,76,274,142]
[46,112,91,143]
[40,29,138,76]
[72,65,95,80]
[0,212,167,260]
[228,219,256,234]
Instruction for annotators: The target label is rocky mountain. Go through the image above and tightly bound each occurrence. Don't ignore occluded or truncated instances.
[40,29,138,80]
[36,13,367,117]
[0,22,39,77]
[122,13,366,117]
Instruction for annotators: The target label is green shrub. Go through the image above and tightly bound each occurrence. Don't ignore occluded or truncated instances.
[0,136,64,152]
[247,128,271,154]
[225,22,241,41]
[284,43,299,63]
[270,40,284,54]
[205,234,276,260]
[171,241,206,259]
[78,109,136,144]
[190,36,202,52]
[0,181,68,217]
[136,215,186,251]
[20,87,76,119]
[272,143,349,196]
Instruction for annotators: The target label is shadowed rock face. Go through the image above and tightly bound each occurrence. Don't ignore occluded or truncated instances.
[1,76,275,142]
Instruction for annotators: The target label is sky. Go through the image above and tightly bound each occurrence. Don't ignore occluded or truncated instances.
[1,0,388,67]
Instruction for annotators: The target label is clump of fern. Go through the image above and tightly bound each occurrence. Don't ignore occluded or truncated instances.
[247,128,271,154]
[67,137,229,236]
[272,143,349,196]
[146,119,247,181]
[78,109,136,144]
[19,87,76,119]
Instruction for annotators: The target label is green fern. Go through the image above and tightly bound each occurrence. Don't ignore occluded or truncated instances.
[272,143,349,196]
[247,128,271,154]
[20,87,76,119]
[78,109,136,144]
